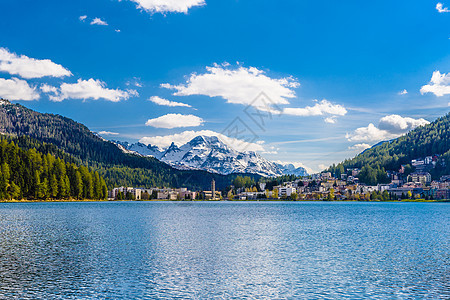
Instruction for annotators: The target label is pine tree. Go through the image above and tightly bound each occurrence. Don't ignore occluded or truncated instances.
[74,171,83,200]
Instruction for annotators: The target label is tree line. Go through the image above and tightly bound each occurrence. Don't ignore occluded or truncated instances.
[0,139,107,200]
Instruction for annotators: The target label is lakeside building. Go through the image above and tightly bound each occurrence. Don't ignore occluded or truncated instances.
[109,187,142,200]
[278,186,296,197]
[109,187,197,200]
[203,190,222,200]
[109,179,216,201]
[407,172,432,185]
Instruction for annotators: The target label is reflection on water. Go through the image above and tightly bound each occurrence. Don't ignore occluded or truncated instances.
[0,202,448,299]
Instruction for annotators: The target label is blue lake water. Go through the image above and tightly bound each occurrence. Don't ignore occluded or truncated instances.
[0,201,448,299]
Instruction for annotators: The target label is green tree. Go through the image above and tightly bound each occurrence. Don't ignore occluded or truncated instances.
[407,191,413,199]
[327,188,335,201]
[8,182,21,200]
[0,162,10,198]
[50,174,58,198]
[272,188,278,199]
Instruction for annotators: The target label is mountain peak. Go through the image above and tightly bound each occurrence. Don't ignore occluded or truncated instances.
[116,135,308,177]
[167,142,180,150]
[189,135,221,145]
[0,99,11,106]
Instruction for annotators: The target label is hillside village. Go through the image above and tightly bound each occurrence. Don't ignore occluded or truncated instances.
[109,154,450,201]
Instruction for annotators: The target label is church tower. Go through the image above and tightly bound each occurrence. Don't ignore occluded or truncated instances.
[211,179,216,200]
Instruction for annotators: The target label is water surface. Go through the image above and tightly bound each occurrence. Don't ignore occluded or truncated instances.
[0,201,448,299]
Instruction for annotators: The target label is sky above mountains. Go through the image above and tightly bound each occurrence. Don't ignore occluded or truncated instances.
[0,0,449,173]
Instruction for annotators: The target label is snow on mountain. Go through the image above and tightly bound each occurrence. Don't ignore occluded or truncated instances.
[114,135,308,177]
[281,164,310,177]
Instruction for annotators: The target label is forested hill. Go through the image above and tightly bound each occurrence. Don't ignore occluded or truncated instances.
[0,100,260,190]
[328,113,450,184]
[0,99,149,165]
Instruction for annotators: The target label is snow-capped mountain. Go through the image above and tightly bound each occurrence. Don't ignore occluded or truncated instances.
[114,136,308,177]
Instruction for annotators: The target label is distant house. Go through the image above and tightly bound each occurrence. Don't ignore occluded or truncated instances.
[352,168,361,177]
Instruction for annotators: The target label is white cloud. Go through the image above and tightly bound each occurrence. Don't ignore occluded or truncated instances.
[420,71,450,96]
[346,115,430,142]
[145,113,204,128]
[348,143,371,152]
[0,48,72,79]
[139,130,265,152]
[0,77,40,101]
[318,164,327,171]
[161,63,348,122]
[128,0,206,14]
[42,78,135,102]
[99,131,119,136]
[283,100,347,117]
[378,114,429,134]
[399,89,408,95]
[79,15,87,21]
[436,3,450,13]
[324,116,337,124]
[162,63,299,108]
[90,18,108,26]
[40,83,58,94]
[115,29,121,33]
[149,96,192,108]
[346,123,397,142]
[262,150,278,155]
[126,77,142,87]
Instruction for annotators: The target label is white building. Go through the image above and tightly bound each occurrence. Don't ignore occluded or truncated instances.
[109,187,142,200]
[278,187,297,197]
[408,172,431,185]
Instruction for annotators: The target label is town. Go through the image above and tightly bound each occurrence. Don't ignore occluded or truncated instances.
[108,155,450,201]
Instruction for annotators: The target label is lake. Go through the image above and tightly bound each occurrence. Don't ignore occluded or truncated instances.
[0,201,448,299]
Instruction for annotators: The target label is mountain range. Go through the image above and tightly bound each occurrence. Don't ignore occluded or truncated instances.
[114,136,308,177]
[0,99,261,190]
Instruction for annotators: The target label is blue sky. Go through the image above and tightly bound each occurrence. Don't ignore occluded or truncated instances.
[0,0,449,173]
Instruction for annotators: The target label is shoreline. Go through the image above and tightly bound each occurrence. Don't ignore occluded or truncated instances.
[0,199,448,203]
